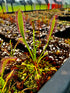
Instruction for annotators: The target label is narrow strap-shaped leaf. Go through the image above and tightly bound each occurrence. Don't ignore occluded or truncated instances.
[17,11,24,37]
[32,21,36,61]
[0,57,17,77]
[38,16,56,63]
[16,10,33,60]
[2,70,14,93]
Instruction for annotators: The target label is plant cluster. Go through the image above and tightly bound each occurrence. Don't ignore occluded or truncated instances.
[0,9,67,93]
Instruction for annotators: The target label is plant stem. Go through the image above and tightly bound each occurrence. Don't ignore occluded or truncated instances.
[32,21,36,61]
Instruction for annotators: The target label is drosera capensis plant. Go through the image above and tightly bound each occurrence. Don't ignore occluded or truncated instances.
[16,10,57,79]
[16,10,56,61]
[0,57,17,93]
[0,56,35,93]
[9,40,19,56]
[0,40,19,57]
[0,57,17,77]
[0,70,15,93]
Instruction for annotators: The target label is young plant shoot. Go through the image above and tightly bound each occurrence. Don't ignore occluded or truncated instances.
[16,10,56,80]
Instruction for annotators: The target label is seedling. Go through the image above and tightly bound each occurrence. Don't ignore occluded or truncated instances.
[16,10,57,80]
[0,57,17,93]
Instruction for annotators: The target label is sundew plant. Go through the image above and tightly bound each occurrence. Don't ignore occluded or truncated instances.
[16,10,57,80]
[0,57,17,93]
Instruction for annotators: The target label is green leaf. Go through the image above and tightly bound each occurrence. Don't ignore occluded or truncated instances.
[38,16,56,62]
[2,70,14,92]
[0,77,5,89]
[32,21,36,61]
[17,11,24,37]
[0,57,17,77]
[16,10,33,60]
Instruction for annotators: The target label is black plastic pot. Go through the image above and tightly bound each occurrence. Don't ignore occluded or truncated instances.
[38,57,70,93]
[58,16,70,21]
[54,27,70,38]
